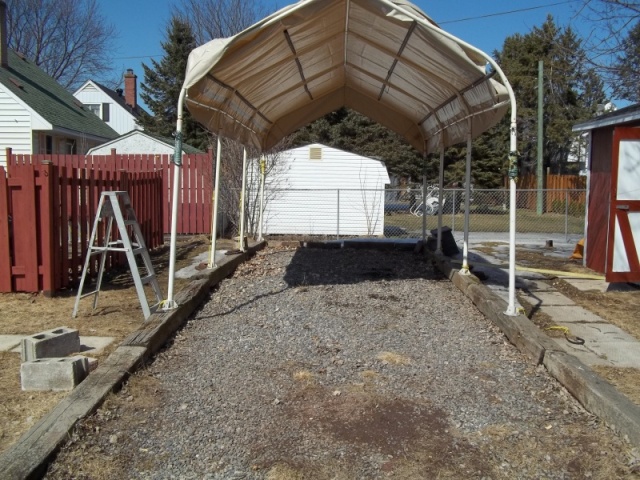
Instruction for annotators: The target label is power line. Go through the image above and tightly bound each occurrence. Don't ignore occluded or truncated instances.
[438,0,578,25]
[111,54,162,60]
[110,1,579,61]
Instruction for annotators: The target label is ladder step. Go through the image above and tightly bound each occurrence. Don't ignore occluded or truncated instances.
[89,246,129,254]
[124,219,137,226]
[140,274,157,285]
[78,290,99,299]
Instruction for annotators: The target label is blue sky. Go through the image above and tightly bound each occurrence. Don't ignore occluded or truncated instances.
[103,0,586,106]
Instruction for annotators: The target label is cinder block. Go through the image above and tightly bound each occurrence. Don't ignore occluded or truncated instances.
[21,327,80,362]
[21,356,90,391]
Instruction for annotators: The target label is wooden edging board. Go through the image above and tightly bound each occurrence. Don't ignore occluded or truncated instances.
[424,248,640,449]
[0,241,266,480]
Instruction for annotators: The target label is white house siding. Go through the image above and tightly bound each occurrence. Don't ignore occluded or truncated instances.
[0,86,32,167]
[87,134,174,155]
[74,83,140,135]
[258,144,390,236]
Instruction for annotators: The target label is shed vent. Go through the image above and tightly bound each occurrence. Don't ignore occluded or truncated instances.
[309,147,322,160]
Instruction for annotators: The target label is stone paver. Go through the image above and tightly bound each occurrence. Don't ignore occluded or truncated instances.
[543,306,604,323]
[0,335,23,352]
[519,290,576,306]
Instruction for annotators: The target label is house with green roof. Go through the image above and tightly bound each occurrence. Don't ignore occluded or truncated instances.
[87,129,203,155]
[0,47,118,167]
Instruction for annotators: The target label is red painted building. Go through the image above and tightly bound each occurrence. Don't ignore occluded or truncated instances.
[573,104,640,281]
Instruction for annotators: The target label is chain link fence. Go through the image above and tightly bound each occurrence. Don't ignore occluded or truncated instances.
[221,187,586,243]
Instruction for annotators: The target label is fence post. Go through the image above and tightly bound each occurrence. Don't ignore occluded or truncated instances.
[337,189,340,240]
[451,189,456,234]
[40,160,55,296]
[5,147,11,176]
[565,189,569,242]
[0,166,11,292]
[120,169,129,193]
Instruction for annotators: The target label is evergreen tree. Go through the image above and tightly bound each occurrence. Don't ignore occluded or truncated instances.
[476,16,606,177]
[612,21,640,102]
[138,16,210,151]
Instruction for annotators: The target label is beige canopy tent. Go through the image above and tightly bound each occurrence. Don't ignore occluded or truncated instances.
[164,0,519,314]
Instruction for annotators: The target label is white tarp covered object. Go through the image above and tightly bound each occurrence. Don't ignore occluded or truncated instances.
[166,0,519,316]
[181,0,511,154]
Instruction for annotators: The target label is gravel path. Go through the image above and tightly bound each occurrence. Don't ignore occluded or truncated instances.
[47,247,636,479]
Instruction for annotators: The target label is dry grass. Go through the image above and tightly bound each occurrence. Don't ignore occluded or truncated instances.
[0,235,229,455]
[377,351,411,365]
[292,370,315,382]
[0,352,67,452]
[266,463,304,480]
[553,278,640,342]
[592,366,640,406]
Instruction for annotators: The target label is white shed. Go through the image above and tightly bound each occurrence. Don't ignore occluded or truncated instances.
[87,130,203,155]
[258,144,389,236]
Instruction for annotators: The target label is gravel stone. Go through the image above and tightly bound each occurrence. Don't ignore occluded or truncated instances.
[46,247,635,479]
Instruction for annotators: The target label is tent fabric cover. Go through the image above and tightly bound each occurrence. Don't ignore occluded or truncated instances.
[182,0,510,154]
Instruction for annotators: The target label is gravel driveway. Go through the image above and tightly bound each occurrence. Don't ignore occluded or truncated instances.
[47,246,635,479]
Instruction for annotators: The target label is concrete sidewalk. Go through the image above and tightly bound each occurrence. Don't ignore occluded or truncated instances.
[463,243,640,370]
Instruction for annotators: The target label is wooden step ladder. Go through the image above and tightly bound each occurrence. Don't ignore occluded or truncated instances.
[72,191,163,320]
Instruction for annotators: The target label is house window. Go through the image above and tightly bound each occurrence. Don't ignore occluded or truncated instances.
[102,103,110,122]
[45,135,53,155]
[86,104,101,117]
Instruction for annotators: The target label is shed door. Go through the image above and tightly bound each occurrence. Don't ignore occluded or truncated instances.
[606,127,640,282]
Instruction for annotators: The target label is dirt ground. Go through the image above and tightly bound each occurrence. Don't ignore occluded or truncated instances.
[1,236,639,463]
[0,235,236,454]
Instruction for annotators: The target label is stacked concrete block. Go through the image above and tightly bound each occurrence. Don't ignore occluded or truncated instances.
[20,327,90,391]
[21,356,90,391]
[21,327,80,362]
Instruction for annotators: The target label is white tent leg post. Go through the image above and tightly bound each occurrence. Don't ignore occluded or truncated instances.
[239,147,248,251]
[436,134,445,253]
[421,153,427,243]
[505,119,519,316]
[164,88,187,310]
[257,155,265,241]
[460,120,472,275]
[208,135,223,268]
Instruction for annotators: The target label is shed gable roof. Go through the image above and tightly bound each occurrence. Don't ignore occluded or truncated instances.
[89,129,203,154]
[0,51,118,140]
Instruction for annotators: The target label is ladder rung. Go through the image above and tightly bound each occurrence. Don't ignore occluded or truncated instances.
[140,274,156,285]
[89,246,129,253]
[124,219,137,226]
[78,290,99,299]
[132,247,145,255]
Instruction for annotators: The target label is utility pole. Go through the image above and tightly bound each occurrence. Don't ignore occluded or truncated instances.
[537,60,544,215]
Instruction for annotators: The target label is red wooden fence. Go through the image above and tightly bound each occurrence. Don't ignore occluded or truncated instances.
[7,149,213,235]
[506,174,587,212]
[0,162,163,295]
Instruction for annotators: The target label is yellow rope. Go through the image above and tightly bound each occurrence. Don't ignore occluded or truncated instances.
[544,325,570,335]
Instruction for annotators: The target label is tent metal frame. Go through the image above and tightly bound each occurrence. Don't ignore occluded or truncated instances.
[163,0,519,316]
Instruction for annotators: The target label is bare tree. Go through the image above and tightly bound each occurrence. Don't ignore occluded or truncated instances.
[575,0,640,83]
[5,0,116,90]
[213,136,292,239]
[177,0,267,44]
